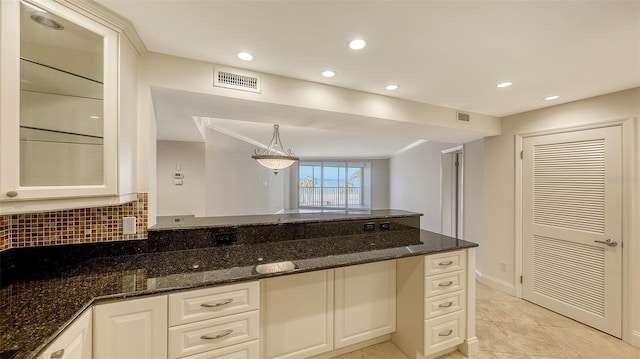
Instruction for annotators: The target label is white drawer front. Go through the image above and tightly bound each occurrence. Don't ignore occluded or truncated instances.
[169,310,259,359]
[424,290,465,319]
[181,339,259,359]
[424,270,465,298]
[169,281,259,326]
[424,251,466,276]
[424,310,465,355]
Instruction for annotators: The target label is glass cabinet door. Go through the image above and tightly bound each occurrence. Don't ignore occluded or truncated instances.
[0,0,118,202]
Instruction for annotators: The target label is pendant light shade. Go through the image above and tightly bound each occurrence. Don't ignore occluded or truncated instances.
[252,124,299,175]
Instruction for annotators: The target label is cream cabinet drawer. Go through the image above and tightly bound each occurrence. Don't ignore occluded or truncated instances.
[169,281,259,326]
[180,339,259,359]
[424,310,465,355]
[424,251,466,276]
[168,310,259,359]
[424,290,465,319]
[424,270,464,297]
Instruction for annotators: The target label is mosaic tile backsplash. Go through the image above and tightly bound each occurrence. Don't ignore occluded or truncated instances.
[0,193,148,252]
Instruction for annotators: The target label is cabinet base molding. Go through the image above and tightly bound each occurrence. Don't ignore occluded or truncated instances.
[307,334,391,359]
[415,338,478,359]
[458,336,479,357]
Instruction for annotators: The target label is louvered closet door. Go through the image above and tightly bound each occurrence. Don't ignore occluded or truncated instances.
[522,126,622,337]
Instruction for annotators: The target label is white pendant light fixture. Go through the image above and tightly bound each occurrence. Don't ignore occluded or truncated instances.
[252,124,299,175]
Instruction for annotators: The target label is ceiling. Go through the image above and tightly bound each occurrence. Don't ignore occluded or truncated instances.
[98,0,640,155]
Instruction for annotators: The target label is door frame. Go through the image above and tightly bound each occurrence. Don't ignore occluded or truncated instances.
[441,145,464,239]
[514,117,637,344]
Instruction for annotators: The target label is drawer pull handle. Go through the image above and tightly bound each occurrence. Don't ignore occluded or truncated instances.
[438,260,454,266]
[50,349,65,359]
[439,329,453,337]
[438,281,453,287]
[201,329,233,340]
[201,298,234,308]
[439,301,454,308]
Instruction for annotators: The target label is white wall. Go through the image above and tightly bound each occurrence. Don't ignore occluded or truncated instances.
[482,88,640,346]
[389,141,459,231]
[156,140,205,217]
[371,159,390,209]
[204,128,286,216]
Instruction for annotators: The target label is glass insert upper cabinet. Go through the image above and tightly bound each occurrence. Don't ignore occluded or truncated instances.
[0,0,119,206]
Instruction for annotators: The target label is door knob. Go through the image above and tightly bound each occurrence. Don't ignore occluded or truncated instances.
[594,239,618,247]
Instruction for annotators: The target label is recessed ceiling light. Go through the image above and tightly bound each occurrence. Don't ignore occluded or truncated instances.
[321,70,336,78]
[237,52,254,61]
[349,39,367,50]
[496,81,513,88]
[385,84,399,91]
[544,95,560,101]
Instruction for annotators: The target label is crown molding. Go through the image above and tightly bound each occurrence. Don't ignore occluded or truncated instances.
[52,0,147,57]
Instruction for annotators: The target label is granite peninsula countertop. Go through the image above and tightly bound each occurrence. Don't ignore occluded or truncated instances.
[0,212,477,359]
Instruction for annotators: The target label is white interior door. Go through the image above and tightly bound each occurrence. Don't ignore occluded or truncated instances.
[522,126,622,337]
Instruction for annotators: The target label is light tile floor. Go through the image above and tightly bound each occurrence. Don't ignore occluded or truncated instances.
[332,282,640,359]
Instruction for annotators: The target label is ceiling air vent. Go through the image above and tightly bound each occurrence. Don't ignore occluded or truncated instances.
[214,67,261,93]
[457,111,470,123]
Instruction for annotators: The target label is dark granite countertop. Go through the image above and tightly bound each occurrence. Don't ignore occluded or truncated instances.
[1,218,476,359]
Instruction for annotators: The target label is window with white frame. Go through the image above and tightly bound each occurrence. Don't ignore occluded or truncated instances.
[298,161,370,209]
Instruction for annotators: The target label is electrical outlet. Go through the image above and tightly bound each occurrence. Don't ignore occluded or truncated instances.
[500,261,508,272]
[123,217,136,235]
[364,222,376,232]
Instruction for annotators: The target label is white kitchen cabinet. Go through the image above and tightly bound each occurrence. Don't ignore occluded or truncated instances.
[93,295,168,359]
[37,309,92,359]
[0,0,139,214]
[168,281,260,359]
[393,249,478,359]
[261,270,335,359]
[334,260,396,349]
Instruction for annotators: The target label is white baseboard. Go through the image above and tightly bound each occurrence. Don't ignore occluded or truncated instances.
[626,330,640,349]
[476,271,517,297]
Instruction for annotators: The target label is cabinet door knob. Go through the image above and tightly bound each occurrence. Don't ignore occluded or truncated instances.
[50,349,64,359]
[438,329,453,337]
[438,281,453,287]
[6,191,18,198]
[438,260,453,266]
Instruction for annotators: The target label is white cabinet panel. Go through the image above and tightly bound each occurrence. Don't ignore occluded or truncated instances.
[424,311,465,355]
[181,340,259,359]
[334,260,396,349]
[93,295,167,359]
[262,270,334,359]
[424,251,466,276]
[169,281,260,326]
[424,290,464,319]
[168,310,259,359]
[394,249,476,359]
[424,270,465,297]
[37,309,92,359]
